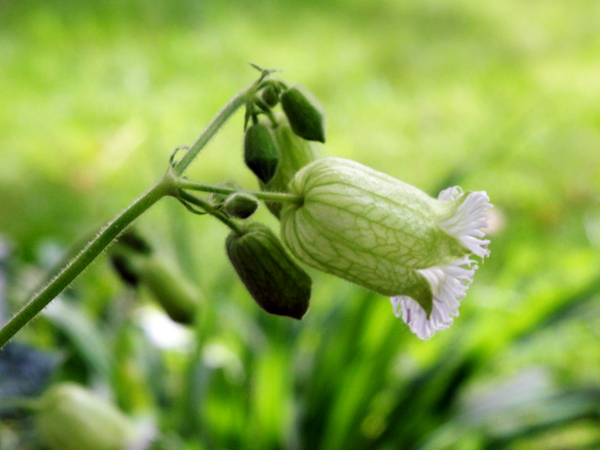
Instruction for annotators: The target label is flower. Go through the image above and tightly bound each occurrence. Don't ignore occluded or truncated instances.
[280,157,492,340]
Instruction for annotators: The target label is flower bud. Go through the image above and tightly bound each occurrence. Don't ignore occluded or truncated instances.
[226,222,311,320]
[259,116,320,218]
[244,123,280,183]
[37,383,152,450]
[110,250,141,287]
[208,180,244,208]
[280,84,326,143]
[223,192,259,219]
[261,84,280,108]
[280,157,492,340]
[139,257,203,325]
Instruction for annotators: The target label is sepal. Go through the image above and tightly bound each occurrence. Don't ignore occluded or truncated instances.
[259,115,320,218]
[223,192,259,219]
[226,222,311,319]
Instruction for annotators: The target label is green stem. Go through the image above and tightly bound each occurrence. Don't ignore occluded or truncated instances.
[173,82,257,176]
[0,173,178,349]
[178,190,244,235]
[0,76,265,348]
[177,179,302,204]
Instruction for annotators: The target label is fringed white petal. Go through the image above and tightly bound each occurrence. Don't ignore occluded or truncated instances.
[438,187,492,259]
[390,256,477,340]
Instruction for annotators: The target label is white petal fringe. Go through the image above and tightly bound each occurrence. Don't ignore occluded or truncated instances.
[390,256,477,340]
[437,187,492,259]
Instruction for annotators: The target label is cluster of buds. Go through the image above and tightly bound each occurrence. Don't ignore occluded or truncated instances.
[218,70,492,339]
[216,71,326,318]
[243,75,325,187]
[165,68,493,340]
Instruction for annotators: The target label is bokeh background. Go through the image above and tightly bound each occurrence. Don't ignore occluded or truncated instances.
[1,0,600,449]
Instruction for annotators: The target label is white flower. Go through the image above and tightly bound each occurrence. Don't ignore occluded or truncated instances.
[391,188,491,340]
[280,157,492,340]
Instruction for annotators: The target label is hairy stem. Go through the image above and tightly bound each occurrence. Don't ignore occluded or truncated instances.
[173,82,257,176]
[0,174,178,348]
[0,77,262,348]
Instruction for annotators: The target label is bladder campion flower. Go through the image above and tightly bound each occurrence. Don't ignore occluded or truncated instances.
[280,157,492,340]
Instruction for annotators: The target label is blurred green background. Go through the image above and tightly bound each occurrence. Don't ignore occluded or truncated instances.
[1,0,600,449]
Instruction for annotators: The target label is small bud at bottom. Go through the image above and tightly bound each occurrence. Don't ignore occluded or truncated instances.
[226,223,311,319]
[223,193,259,219]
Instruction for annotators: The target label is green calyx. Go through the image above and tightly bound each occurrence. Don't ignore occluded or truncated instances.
[244,123,280,183]
[260,83,280,108]
[280,157,468,315]
[259,116,320,218]
[223,192,260,219]
[226,222,311,320]
[281,84,326,143]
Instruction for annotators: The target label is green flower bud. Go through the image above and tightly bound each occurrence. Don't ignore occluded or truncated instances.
[280,157,492,340]
[208,180,244,208]
[244,123,280,183]
[259,116,320,218]
[223,192,259,219]
[37,383,152,450]
[226,222,311,320]
[261,84,280,108]
[280,84,326,143]
[139,257,203,325]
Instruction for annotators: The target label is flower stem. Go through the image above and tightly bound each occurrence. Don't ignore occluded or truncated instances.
[177,179,302,204]
[0,174,178,349]
[172,82,257,176]
[178,190,244,235]
[0,76,263,348]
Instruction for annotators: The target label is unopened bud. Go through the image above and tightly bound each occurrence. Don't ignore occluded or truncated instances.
[244,123,280,183]
[140,257,203,325]
[261,84,280,108]
[259,116,320,218]
[280,84,326,143]
[226,223,311,319]
[37,383,152,450]
[223,193,259,219]
[208,181,244,208]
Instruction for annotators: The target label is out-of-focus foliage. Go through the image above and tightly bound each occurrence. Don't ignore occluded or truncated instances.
[1,0,600,449]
